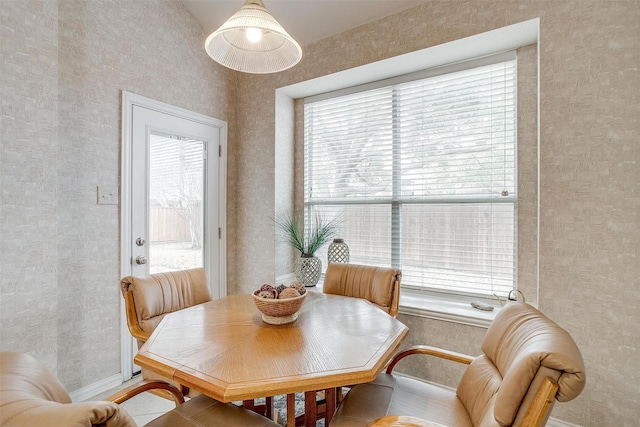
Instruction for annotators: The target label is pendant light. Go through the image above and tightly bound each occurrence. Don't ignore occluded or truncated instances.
[205,0,302,74]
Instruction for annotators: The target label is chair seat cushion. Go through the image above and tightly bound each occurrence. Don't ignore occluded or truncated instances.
[330,374,474,427]
[144,395,279,427]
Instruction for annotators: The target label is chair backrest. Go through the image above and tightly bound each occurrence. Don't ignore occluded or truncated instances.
[0,352,136,427]
[323,263,401,317]
[456,302,586,427]
[120,267,211,345]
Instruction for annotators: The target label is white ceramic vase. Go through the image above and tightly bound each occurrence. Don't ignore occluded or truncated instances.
[295,255,322,287]
[327,238,350,264]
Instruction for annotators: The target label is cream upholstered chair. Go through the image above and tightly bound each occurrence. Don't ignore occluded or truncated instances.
[295,263,402,426]
[323,263,402,317]
[0,351,279,427]
[120,268,271,416]
[330,302,586,427]
[120,268,211,397]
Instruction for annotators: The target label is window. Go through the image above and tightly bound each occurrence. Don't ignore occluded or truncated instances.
[304,54,517,299]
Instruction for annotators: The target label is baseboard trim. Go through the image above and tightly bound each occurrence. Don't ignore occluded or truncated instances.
[547,417,582,427]
[69,373,123,402]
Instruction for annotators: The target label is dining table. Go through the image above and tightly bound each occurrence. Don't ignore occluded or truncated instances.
[134,290,409,427]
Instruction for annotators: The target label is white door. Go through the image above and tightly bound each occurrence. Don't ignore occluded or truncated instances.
[120,92,227,379]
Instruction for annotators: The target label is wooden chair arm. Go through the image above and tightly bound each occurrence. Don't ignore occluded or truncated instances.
[386,345,475,374]
[104,380,185,406]
[521,377,559,427]
[123,290,151,342]
[388,272,401,318]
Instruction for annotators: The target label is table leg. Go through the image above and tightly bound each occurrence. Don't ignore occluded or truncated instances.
[243,398,273,418]
[291,388,339,427]
[286,393,296,427]
[243,399,256,412]
[265,396,273,420]
[304,390,317,427]
[325,387,337,425]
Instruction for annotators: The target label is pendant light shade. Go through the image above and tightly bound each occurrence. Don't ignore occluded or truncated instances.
[205,0,302,74]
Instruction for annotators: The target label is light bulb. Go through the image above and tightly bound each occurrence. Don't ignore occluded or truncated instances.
[246,27,262,43]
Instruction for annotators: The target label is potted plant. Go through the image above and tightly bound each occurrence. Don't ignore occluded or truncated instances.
[275,213,340,287]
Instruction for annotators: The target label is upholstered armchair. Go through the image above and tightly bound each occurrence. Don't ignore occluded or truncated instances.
[0,351,279,427]
[323,263,402,317]
[330,302,586,427]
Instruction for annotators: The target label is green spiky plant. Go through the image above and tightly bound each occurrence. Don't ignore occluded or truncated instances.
[275,213,340,257]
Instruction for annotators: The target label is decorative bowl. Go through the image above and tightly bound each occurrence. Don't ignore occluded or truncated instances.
[252,291,307,325]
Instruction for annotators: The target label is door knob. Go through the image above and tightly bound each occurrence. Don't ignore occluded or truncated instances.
[136,237,146,246]
[135,255,147,265]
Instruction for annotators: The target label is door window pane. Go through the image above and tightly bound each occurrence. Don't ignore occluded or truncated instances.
[148,132,205,273]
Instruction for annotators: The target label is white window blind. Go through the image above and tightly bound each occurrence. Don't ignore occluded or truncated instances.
[304,56,517,298]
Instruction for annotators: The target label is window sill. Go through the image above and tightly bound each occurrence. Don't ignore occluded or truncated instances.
[399,292,500,328]
[280,274,499,328]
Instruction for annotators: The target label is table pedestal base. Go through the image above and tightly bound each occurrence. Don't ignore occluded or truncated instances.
[282,387,341,427]
[243,397,273,420]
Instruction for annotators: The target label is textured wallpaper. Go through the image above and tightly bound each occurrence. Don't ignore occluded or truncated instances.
[0,0,60,373]
[0,0,236,391]
[233,1,639,426]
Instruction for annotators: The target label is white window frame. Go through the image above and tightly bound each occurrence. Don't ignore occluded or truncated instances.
[304,53,518,300]
[277,19,540,326]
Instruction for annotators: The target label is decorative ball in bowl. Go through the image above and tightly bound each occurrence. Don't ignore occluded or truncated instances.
[252,282,307,325]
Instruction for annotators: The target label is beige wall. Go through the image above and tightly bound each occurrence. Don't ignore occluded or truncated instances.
[233,1,639,426]
[0,0,236,391]
[1,0,60,375]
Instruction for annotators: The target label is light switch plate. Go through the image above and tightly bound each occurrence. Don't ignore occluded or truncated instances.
[97,186,118,205]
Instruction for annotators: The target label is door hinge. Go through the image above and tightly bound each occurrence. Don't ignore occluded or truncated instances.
[218,145,222,157]
[218,227,221,239]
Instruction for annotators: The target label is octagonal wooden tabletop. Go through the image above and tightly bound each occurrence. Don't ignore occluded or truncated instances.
[135,291,409,402]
